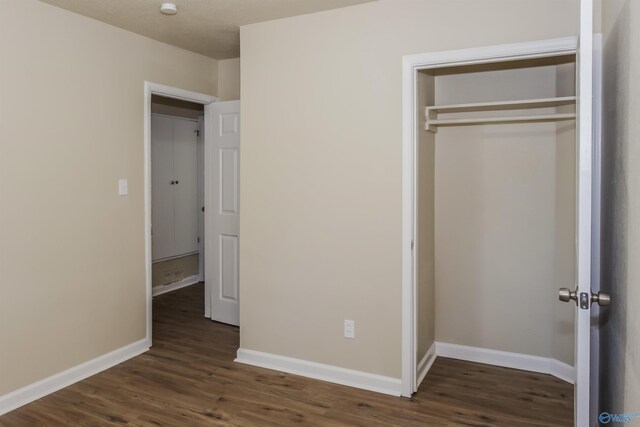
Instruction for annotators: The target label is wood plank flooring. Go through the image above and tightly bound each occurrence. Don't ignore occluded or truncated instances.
[1,284,573,426]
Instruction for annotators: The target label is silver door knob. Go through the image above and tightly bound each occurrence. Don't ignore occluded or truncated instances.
[559,287,611,307]
[559,287,577,303]
[591,291,611,306]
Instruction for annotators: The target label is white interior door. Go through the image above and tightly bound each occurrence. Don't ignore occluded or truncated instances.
[205,101,240,326]
[173,118,199,255]
[572,0,595,424]
[151,115,175,261]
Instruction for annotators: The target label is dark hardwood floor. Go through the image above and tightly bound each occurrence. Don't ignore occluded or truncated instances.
[1,284,573,426]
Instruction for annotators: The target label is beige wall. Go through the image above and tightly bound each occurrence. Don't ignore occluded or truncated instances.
[217,58,241,101]
[600,0,640,414]
[552,62,577,366]
[0,0,216,395]
[240,0,579,379]
[433,65,575,365]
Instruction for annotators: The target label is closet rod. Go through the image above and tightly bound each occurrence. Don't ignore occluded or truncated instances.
[429,113,576,127]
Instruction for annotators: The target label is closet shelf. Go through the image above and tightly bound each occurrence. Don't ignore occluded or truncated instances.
[425,96,576,131]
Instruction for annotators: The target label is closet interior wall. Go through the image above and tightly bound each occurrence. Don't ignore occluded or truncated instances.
[416,57,577,371]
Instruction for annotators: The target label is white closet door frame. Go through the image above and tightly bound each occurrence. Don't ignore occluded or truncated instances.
[144,82,217,345]
[400,37,579,397]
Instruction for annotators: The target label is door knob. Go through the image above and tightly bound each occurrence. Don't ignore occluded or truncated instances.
[559,287,611,307]
[559,287,577,303]
[591,291,611,306]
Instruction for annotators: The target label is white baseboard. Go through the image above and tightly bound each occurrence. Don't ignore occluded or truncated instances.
[416,342,437,389]
[235,348,402,396]
[435,342,575,384]
[152,275,200,297]
[0,338,149,416]
[549,357,576,384]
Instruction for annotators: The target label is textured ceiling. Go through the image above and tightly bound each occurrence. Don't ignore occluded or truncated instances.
[38,0,374,59]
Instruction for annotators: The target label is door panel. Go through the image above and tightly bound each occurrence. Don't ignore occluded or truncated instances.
[574,0,594,424]
[173,118,199,255]
[205,101,241,326]
[220,234,239,301]
[151,115,175,261]
[220,148,239,214]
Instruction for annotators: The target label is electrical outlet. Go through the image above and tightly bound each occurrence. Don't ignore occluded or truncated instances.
[344,319,355,339]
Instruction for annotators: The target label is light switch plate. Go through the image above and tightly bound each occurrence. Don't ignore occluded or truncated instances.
[118,179,128,196]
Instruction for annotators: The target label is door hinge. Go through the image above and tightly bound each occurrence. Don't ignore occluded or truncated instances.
[194,130,200,137]
[202,206,205,212]
[411,240,414,251]
[197,237,200,243]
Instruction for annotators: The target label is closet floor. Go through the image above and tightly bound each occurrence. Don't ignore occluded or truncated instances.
[1,284,573,426]
[417,359,573,426]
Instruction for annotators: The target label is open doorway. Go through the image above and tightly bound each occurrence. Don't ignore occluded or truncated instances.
[150,95,205,298]
[143,82,216,344]
[144,82,241,346]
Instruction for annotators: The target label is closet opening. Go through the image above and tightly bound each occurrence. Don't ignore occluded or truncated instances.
[406,44,580,424]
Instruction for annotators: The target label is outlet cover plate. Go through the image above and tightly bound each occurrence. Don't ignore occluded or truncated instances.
[344,319,355,339]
